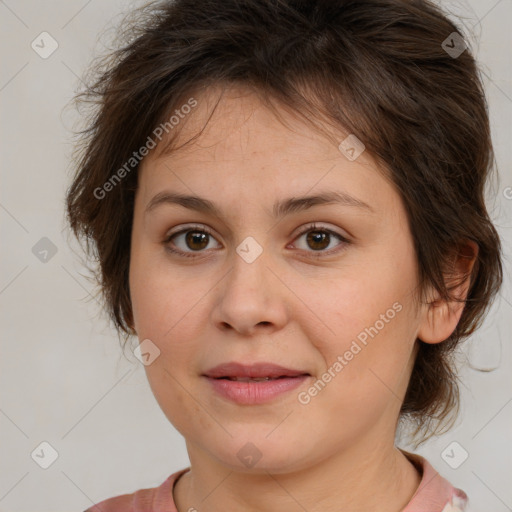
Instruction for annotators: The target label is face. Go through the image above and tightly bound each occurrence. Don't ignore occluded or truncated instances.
[129,84,425,473]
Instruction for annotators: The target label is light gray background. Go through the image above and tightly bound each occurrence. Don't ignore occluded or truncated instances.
[0,0,511,511]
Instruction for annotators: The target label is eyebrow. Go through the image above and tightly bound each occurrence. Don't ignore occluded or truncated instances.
[145,190,374,218]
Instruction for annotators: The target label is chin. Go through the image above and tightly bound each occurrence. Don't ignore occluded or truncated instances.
[208,435,313,474]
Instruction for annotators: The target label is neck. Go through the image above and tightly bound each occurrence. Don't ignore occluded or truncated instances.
[174,442,422,512]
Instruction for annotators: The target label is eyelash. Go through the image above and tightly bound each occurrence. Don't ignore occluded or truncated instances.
[163,223,350,259]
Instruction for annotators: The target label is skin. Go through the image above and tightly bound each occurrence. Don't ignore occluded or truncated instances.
[128,84,477,512]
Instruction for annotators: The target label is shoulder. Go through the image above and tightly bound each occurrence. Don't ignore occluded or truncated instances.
[440,487,469,512]
[82,468,190,512]
[82,487,153,512]
[400,450,469,512]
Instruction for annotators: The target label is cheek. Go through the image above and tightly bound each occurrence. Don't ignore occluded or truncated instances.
[307,267,418,391]
[298,271,404,351]
[130,252,193,338]
[145,364,211,438]
[300,311,417,441]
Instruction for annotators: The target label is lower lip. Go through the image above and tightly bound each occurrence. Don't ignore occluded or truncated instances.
[204,376,310,405]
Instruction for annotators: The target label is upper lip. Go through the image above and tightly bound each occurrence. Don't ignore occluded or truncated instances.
[203,362,310,379]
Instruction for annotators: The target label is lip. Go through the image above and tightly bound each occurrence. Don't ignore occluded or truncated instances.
[203,362,309,379]
[205,376,310,404]
[202,362,311,405]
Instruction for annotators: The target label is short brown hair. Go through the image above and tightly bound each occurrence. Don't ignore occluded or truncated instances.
[65,0,503,447]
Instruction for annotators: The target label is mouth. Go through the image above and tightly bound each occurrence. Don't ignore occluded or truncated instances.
[214,375,307,382]
[202,362,311,404]
[203,361,310,380]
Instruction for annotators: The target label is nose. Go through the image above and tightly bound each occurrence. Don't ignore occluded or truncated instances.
[210,249,289,337]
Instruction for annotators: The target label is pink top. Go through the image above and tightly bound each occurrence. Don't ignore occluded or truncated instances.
[84,451,469,512]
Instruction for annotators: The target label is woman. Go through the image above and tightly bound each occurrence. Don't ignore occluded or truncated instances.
[65,0,503,510]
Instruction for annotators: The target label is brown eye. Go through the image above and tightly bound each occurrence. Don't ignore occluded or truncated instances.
[184,230,209,251]
[164,225,221,257]
[164,222,350,260]
[305,230,331,251]
[291,223,350,257]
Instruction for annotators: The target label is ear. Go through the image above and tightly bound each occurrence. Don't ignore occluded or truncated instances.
[417,240,478,344]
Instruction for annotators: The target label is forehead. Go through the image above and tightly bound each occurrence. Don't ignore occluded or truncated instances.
[151,83,361,164]
[137,84,396,216]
